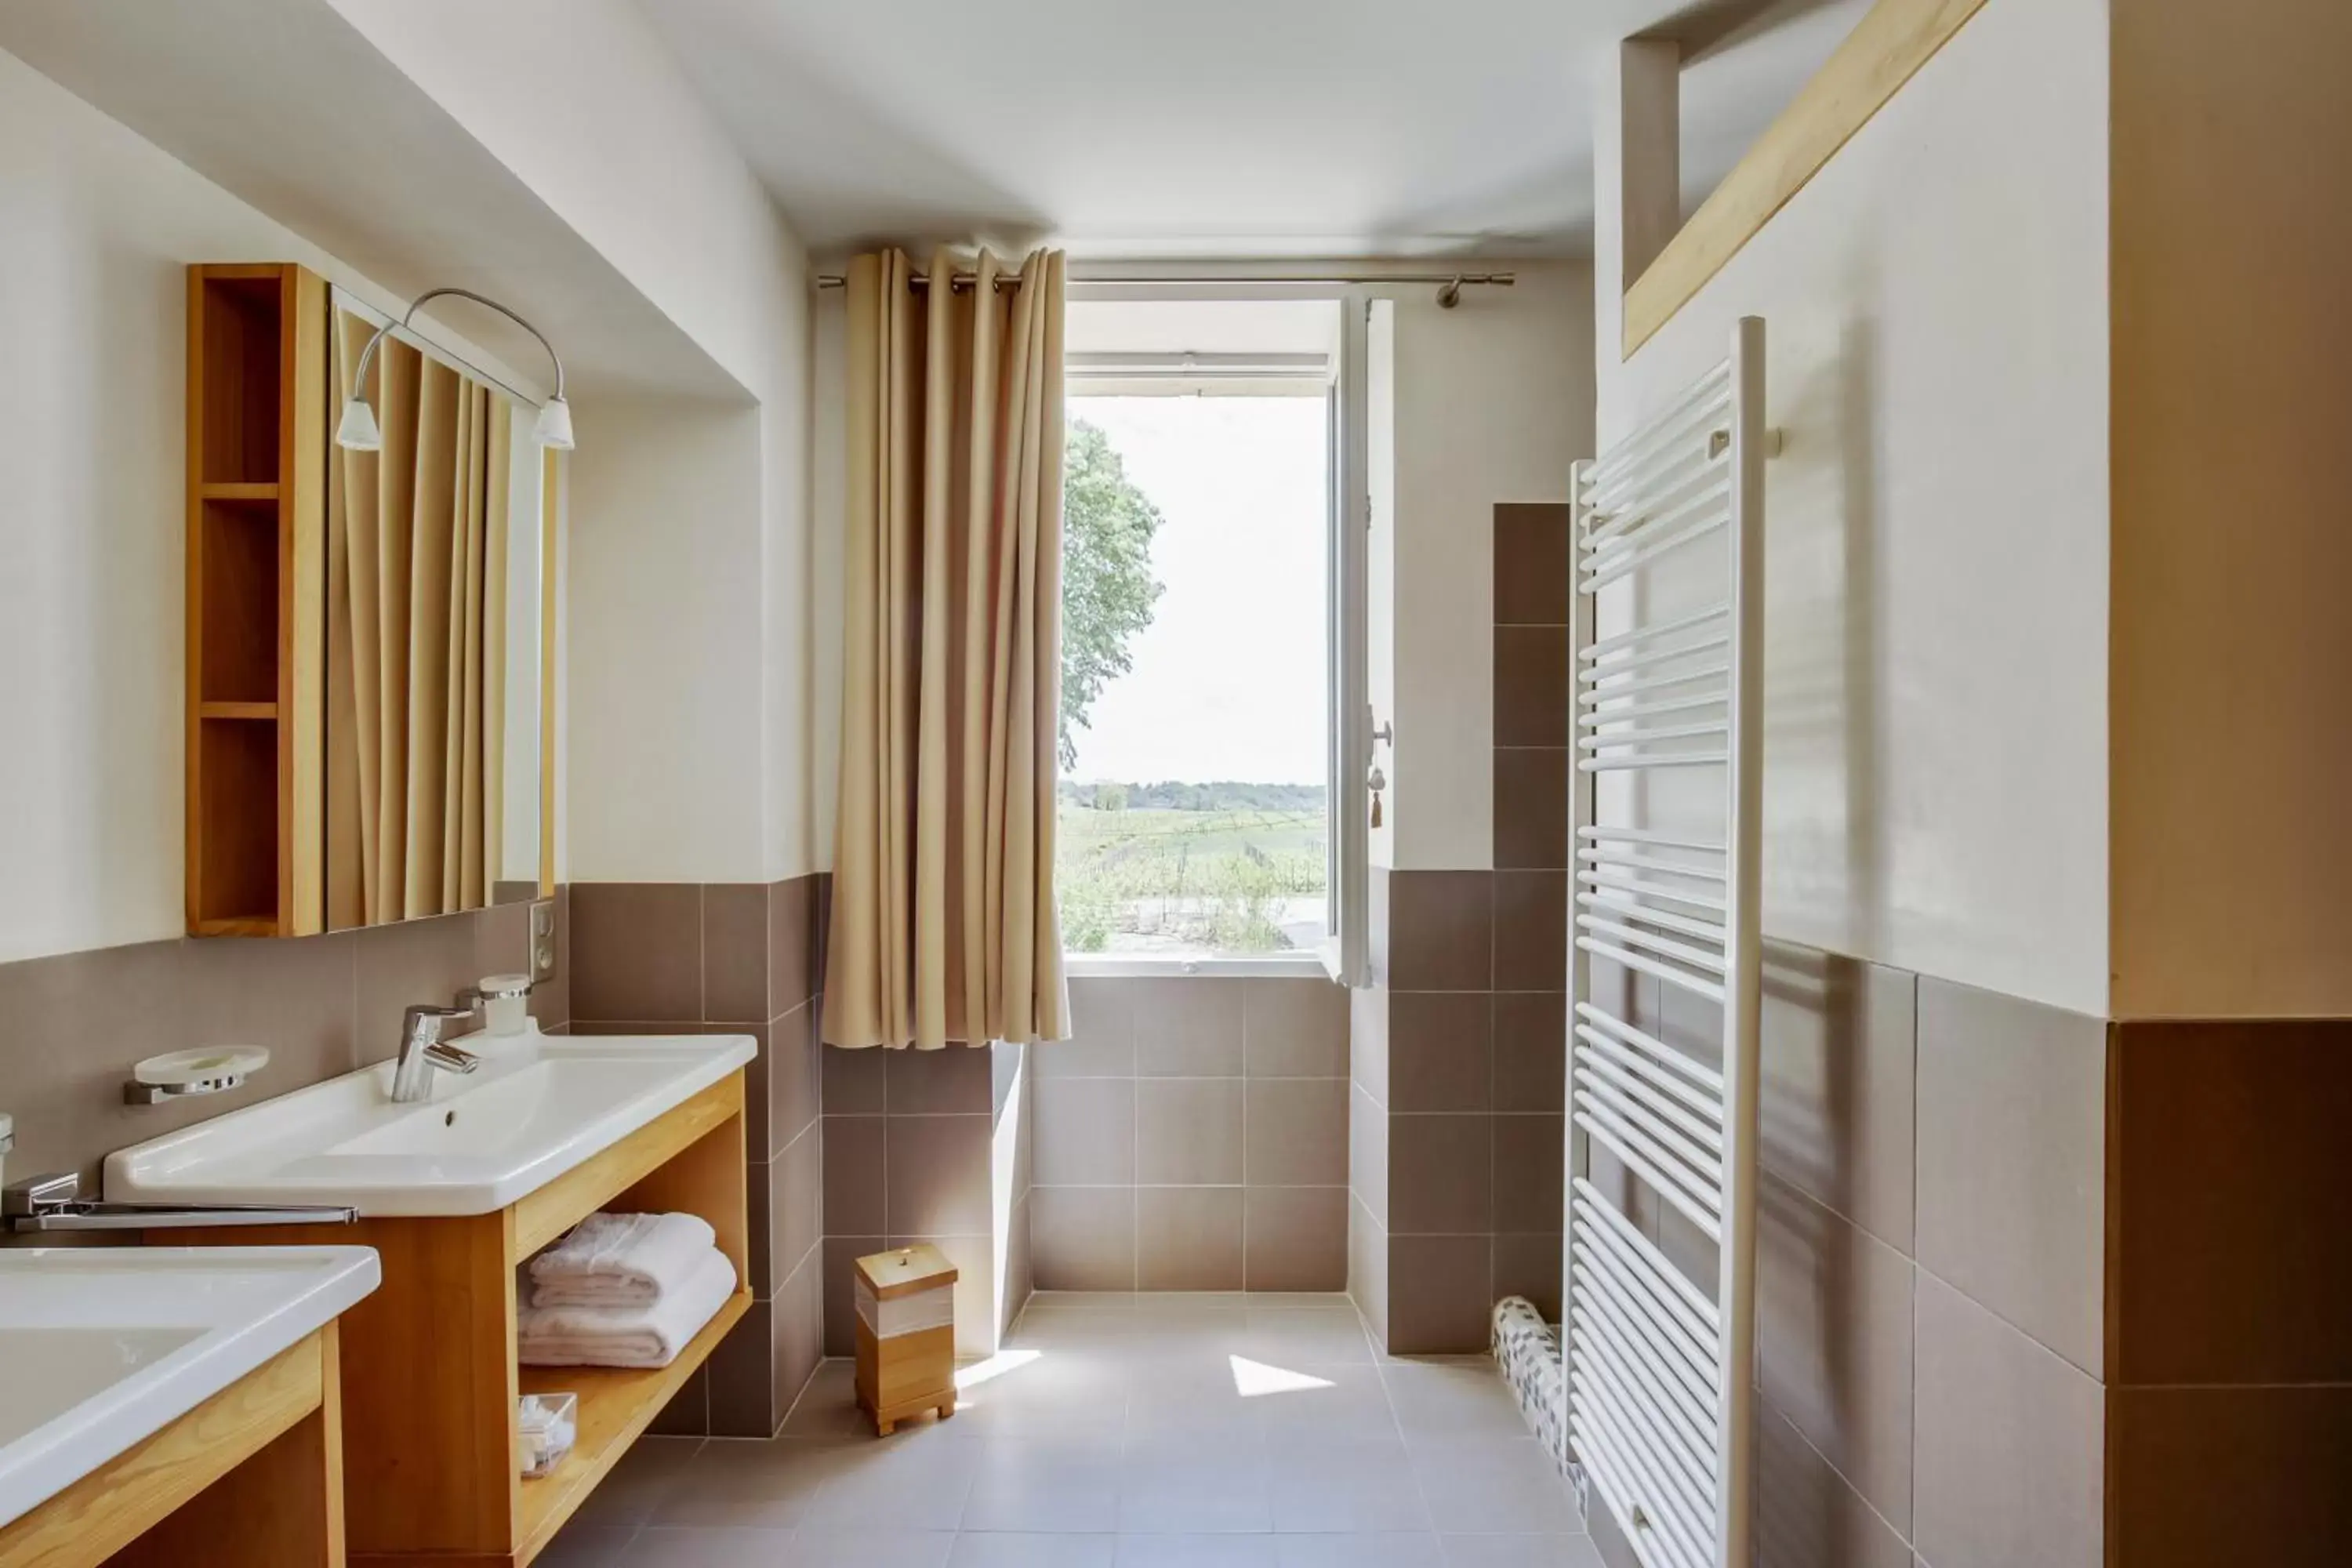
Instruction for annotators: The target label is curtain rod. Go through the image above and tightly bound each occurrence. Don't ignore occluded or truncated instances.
[811,270,1516,307]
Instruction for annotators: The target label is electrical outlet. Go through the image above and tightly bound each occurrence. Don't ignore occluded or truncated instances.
[529,898,558,984]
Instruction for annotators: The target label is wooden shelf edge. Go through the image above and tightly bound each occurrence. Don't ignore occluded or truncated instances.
[197,481,281,502]
[512,1289,755,1564]
[198,701,279,721]
[192,915,279,938]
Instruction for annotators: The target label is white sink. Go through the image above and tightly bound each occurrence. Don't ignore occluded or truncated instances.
[105,1029,756,1216]
[0,1246,379,1527]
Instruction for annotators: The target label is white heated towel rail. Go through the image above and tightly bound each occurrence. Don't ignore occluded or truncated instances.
[1564,318,1765,1568]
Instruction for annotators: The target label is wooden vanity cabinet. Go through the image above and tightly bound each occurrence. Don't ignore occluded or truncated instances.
[172,1072,752,1568]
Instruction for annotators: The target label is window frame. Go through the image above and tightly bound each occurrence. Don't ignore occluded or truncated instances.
[1055,287,1374,982]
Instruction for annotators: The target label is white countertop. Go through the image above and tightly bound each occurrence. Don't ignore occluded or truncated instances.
[0,1245,379,1528]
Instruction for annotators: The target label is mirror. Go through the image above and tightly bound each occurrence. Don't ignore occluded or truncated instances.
[324,294,551,930]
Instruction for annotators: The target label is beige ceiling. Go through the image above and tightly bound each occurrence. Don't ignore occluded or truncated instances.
[641,0,1872,257]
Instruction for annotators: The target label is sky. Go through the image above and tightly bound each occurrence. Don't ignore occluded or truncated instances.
[1065,394,1328,786]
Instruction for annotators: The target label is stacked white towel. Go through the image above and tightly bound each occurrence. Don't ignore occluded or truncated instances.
[519,1212,735,1369]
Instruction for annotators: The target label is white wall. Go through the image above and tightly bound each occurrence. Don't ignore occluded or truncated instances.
[564,397,769,883]
[0,45,539,964]
[326,0,821,883]
[1387,262,1595,871]
[1592,0,2111,1015]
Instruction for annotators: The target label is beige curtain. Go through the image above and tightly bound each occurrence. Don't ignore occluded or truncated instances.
[824,247,1070,1051]
[327,314,510,927]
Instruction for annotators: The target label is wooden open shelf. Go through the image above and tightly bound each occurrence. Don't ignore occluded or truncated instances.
[514,1290,752,1558]
[174,1071,750,1568]
[185,263,324,939]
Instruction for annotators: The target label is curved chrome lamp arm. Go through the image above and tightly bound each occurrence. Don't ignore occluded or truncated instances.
[339,285,572,450]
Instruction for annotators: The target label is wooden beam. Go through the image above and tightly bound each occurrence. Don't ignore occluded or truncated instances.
[1622,0,1992,357]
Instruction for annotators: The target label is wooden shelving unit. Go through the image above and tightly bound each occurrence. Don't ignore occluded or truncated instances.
[185,263,325,938]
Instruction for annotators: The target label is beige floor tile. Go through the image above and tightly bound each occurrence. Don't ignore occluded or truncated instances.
[1408,1438,1581,1534]
[1116,1536,1282,1566]
[1277,1536,1449,1567]
[631,1526,797,1566]
[1442,1534,1603,1567]
[949,1534,1118,1567]
[783,1528,957,1567]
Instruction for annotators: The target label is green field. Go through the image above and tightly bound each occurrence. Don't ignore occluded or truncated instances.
[1056,804,1327,953]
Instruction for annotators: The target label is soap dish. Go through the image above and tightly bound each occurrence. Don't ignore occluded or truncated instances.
[124,1047,270,1105]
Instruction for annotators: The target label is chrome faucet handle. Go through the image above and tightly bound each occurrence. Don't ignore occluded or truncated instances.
[401,1001,474,1044]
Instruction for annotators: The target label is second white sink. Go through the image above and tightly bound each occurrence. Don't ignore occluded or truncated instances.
[105,1029,755,1216]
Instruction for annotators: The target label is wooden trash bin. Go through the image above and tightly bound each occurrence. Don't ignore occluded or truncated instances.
[853,1244,959,1435]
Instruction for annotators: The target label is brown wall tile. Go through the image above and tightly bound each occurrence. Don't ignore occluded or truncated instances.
[1243,978,1348,1077]
[701,883,770,1024]
[822,1235,881,1357]
[571,883,702,1022]
[1759,1176,1915,1535]
[1761,942,1917,1253]
[1494,503,1573,627]
[1348,1196,1388,1338]
[1137,1187,1245,1290]
[1137,1078,1243,1185]
[768,1001,820,1158]
[1388,991,1494,1112]
[2109,1385,2352,1568]
[1491,1229,1560,1320]
[767,875,817,1018]
[1914,1270,2104,1568]
[1916,977,2106,1375]
[1755,1401,1917,1568]
[356,906,520,1033]
[884,1042,994,1114]
[1388,871,1494,992]
[1491,1114,1563,1234]
[2111,1018,2352,1385]
[1033,1186,1136,1291]
[1132,977,1245,1076]
[821,1115,885,1237]
[1493,872,1567,992]
[1350,1082,1389,1229]
[774,1252,823,1417]
[1245,1187,1348,1290]
[1492,992,1564,1112]
[1386,1233,1493,1353]
[1494,625,1571,747]
[883,1112,993,1236]
[819,1041,886,1114]
[1349,985,1389,1103]
[772,1124,822,1290]
[1033,1077,1135,1186]
[1493,747,1570,869]
[1244,1078,1347,1186]
[1389,1113,1494,1233]
[706,1298,775,1437]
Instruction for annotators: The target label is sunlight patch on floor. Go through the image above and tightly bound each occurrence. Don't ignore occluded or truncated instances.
[1228,1353,1334,1397]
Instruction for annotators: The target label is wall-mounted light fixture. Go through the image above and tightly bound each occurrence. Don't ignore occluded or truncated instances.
[336,286,574,452]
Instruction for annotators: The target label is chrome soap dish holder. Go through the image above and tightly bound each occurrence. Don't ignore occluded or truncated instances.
[124,1046,270,1105]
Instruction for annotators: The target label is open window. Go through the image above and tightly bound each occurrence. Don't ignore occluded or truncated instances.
[1057,293,1381,982]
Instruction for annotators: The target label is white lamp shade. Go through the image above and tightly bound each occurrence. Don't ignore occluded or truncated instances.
[533,396,575,450]
[336,397,383,451]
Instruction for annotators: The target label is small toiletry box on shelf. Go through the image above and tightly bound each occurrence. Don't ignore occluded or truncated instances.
[853,1244,958,1435]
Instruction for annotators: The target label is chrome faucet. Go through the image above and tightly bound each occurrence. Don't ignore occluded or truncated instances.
[390,996,484,1104]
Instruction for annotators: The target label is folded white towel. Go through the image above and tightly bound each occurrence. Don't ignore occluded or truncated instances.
[528,1211,717,1308]
[518,1246,737,1369]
